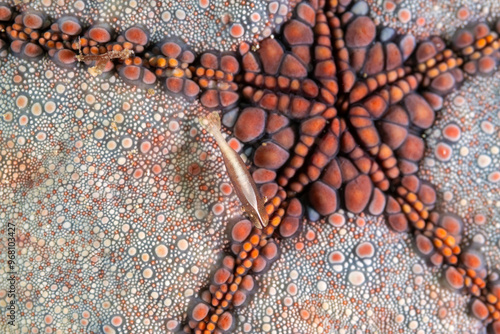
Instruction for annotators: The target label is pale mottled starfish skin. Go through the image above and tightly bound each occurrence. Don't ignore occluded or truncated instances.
[0,0,499,333]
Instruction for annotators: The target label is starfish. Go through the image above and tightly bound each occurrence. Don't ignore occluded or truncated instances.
[0,1,499,333]
[178,1,500,333]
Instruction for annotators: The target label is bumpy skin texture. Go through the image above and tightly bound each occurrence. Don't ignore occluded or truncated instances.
[0,0,499,333]
[182,1,500,333]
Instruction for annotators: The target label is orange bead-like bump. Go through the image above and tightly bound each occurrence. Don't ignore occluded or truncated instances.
[441,246,452,257]
[415,234,434,256]
[435,227,447,239]
[231,220,252,243]
[233,290,247,307]
[247,235,259,247]
[279,216,301,238]
[461,250,485,270]
[88,25,112,43]
[0,5,12,21]
[52,49,76,68]
[217,312,234,331]
[161,41,182,58]
[23,12,45,30]
[191,303,210,321]
[252,256,268,273]
[309,181,338,216]
[242,259,252,268]
[124,26,149,46]
[471,298,490,321]
[345,16,376,48]
[59,17,82,36]
[234,107,266,142]
[213,268,230,285]
[444,266,465,290]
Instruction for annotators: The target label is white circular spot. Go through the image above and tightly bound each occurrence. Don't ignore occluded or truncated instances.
[142,268,154,279]
[175,9,186,20]
[177,239,188,251]
[107,140,117,150]
[460,147,469,156]
[56,84,66,94]
[44,101,57,114]
[161,11,171,22]
[481,121,494,135]
[36,131,47,141]
[169,121,180,132]
[154,244,169,258]
[74,0,85,11]
[94,129,105,140]
[114,113,125,123]
[348,271,365,286]
[85,94,96,105]
[328,213,345,227]
[31,102,42,116]
[478,154,492,168]
[121,137,133,149]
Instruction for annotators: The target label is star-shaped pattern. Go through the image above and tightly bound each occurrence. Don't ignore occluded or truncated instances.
[1,0,500,333]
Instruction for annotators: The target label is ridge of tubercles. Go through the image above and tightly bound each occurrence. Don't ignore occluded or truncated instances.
[1,1,500,333]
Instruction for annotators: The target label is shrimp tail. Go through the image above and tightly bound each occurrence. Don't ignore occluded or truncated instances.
[199,111,221,136]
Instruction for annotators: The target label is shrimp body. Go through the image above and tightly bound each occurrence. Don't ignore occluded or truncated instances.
[200,112,269,229]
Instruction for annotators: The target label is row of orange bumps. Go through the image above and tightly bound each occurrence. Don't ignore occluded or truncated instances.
[7,24,45,42]
[416,49,463,77]
[75,37,114,54]
[396,187,428,230]
[278,121,329,188]
[196,193,286,332]
[6,28,68,51]
[194,66,237,92]
[7,22,74,50]
[285,117,341,192]
[243,72,315,94]
[482,290,500,323]
[429,225,461,265]
[147,53,210,81]
[373,143,399,177]
[75,37,140,57]
[369,145,395,190]
[459,31,499,59]
[458,266,487,297]
[348,67,413,105]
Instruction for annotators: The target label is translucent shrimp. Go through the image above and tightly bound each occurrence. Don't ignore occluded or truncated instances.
[200,112,269,229]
